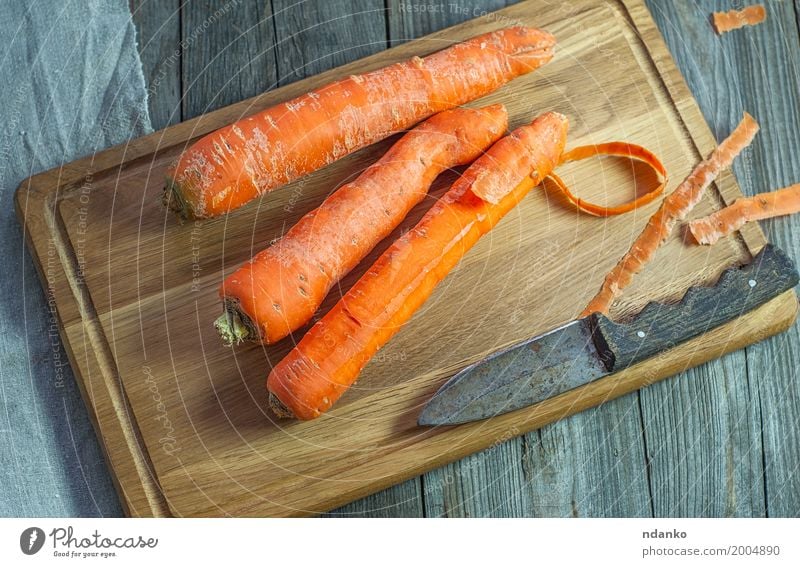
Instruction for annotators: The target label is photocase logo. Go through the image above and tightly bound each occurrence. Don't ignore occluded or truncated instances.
[20,527,45,555]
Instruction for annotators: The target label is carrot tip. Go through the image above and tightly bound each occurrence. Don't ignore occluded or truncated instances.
[215,307,255,345]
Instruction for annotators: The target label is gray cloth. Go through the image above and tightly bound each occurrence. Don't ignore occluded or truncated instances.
[0,0,151,516]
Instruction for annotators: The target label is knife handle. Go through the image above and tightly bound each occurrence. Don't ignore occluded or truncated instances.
[589,244,799,371]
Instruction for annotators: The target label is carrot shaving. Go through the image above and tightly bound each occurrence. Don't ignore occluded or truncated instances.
[713,4,766,35]
[581,112,760,317]
[547,142,668,217]
[690,183,800,245]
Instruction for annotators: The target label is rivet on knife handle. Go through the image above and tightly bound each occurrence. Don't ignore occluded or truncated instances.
[589,244,799,372]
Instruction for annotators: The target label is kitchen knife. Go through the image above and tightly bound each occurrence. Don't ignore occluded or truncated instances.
[418,244,799,426]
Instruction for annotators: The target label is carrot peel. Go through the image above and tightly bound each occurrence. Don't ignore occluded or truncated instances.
[689,183,800,245]
[581,112,760,317]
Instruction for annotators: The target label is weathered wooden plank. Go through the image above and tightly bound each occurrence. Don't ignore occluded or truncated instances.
[641,0,800,516]
[639,353,766,516]
[752,326,800,517]
[130,0,182,129]
[388,0,540,518]
[181,0,278,120]
[260,0,422,517]
[522,400,652,517]
[640,0,758,518]
[423,435,531,518]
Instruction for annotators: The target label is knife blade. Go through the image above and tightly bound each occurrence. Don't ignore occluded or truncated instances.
[418,244,799,426]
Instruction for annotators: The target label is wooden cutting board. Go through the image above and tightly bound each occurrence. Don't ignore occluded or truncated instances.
[16,0,797,517]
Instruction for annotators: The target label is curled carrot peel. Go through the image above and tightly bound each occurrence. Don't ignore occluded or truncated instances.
[689,183,800,246]
[581,112,760,317]
[268,112,569,420]
[546,142,668,217]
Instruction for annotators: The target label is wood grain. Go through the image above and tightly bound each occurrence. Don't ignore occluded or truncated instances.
[18,0,797,516]
[387,0,515,45]
[386,0,535,519]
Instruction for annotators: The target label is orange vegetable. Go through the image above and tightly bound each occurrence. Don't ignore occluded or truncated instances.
[581,112,760,317]
[713,5,766,35]
[216,105,509,345]
[267,112,569,420]
[690,183,800,245]
[164,27,556,219]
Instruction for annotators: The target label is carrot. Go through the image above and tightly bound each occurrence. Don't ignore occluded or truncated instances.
[164,26,556,219]
[216,105,509,345]
[581,112,760,317]
[713,4,766,35]
[690,183,800,245]
[267,112,569,420]
[470,137,666,214]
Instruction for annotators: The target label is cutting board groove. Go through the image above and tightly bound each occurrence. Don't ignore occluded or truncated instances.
[16,0,796,517]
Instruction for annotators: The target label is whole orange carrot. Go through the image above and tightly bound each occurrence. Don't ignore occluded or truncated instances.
[690,183,800,245]
[267,112,569,420]
[216,105,509,345]
[164,27,556,219]
[581,112,759,316]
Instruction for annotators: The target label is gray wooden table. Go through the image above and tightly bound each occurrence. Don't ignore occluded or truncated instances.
[130,0,800,517]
